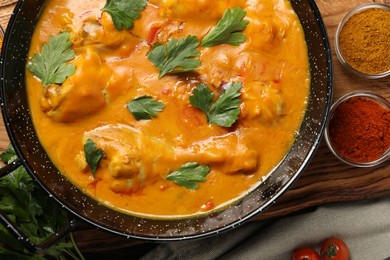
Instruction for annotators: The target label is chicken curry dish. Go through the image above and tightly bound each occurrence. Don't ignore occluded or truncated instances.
[26,0,310,218]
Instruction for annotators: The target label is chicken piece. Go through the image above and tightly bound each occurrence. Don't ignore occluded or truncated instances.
[183,133,259,175]
[245,2,291,52]
[70,17,104,47]
[240,81,284,124]
[81,124,259,193]
[83,124,172,193]
[40,48,112,122]
[245,18,279,51]
[70,11,141,58]
[99,12,141,49]
[153,21,183,44]
[199,45,243,88]
[154,0,246,21]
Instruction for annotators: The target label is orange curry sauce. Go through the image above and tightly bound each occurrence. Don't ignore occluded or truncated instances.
[26,0,309,218]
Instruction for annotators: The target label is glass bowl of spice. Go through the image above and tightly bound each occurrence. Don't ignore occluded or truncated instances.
[325,92,390,167]
[334,3,390,79]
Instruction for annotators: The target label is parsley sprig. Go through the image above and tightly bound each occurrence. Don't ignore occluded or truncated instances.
[84,139,103,177]
[27,31,76,86]
[102,0,147,30]
[166,162,210,190]
[147,35,201,78]
[190,82,242,127]
[126,96,165,120]
[201,7,249,47]
[0,146,84,259]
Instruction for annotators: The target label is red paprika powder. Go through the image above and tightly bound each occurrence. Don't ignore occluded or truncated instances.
[328,96,390,163]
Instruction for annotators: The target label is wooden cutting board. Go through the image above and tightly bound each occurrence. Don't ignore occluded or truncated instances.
[0,0,389,254]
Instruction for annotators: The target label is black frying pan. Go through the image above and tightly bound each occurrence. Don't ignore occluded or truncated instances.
[0,0,332,251]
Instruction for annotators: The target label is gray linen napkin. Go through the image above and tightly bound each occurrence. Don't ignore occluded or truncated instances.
[141,197,390,260]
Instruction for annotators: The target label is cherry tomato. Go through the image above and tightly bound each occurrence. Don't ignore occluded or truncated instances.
[291,247,321,260]
[320,237,350,260]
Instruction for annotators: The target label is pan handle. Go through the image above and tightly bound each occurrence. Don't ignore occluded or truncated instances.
[0,212,79,253]
[0,158,22,178]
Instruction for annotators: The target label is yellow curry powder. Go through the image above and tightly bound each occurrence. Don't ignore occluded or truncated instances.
[339,8,390,75]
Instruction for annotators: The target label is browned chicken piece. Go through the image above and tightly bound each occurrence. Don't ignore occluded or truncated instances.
[240,81,285,124]
[40,48,112,122]
[81,124,259,193]
[71,11,141,58]
[151,0,246,21]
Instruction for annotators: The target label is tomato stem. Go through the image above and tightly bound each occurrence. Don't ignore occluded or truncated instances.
[322,243,338,257]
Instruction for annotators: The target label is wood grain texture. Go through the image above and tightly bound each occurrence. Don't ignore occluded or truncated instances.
[0,0,389,253]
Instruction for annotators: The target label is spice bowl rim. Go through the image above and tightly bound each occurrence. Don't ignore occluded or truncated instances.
[324,91,390,167]
[334,3,390,79]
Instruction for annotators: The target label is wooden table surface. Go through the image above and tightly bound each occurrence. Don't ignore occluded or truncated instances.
[0,0,390,255]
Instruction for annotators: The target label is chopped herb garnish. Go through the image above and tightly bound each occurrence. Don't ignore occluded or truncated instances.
[126,95,165,120]
[102,0,147,30]
[84,138,103,177]
[147,35,201,78]
[190,82,242,127]
[166,162,210,190]
[27,31,76,86]
[201,7,249,47]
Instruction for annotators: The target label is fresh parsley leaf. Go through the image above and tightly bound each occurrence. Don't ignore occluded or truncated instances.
[0,144,16,164]
[127,95,165,120]
[0,147,83,259]
[27,31,76,86]
[189,83,214,113]
[209,82,242,126]
[84,138,103,177]
[190,82,242,127]
[166,162,210,190]
[201,7,249,47]
[102,0,147,30]
[147,35,201,78]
